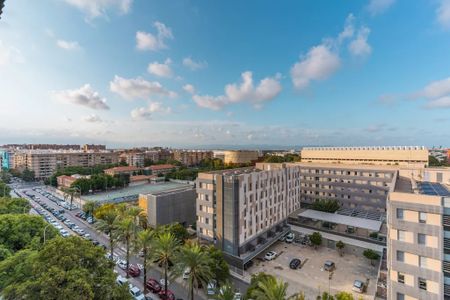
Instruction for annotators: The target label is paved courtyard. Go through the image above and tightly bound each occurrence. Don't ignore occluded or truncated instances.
[246,241,378,300]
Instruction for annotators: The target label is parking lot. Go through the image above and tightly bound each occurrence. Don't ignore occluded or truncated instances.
[247,240,378,299]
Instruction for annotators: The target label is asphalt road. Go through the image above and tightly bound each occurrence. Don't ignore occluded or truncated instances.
[14,183,248,300]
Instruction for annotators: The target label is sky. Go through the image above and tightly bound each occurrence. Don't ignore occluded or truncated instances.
[1,0,450,149]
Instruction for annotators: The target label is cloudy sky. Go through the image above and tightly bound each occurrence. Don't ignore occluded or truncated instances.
[1,0,450,148]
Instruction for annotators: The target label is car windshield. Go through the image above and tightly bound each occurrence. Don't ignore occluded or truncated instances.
[354,281,363,288]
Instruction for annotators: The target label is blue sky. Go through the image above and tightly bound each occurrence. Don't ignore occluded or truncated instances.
[1,0,450,148]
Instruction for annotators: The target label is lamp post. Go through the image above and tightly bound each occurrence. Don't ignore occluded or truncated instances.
[43,223,51,244]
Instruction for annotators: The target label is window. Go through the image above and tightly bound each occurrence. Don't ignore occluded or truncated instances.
[396,293,405,300]
[398,272,405,284]
[419,212,427,223]
[396,208,404,219]
[418,277,427,290]
[418,233,426,245]
[419,256,427,268]
[396,251,404,262]
[397,230,406,241]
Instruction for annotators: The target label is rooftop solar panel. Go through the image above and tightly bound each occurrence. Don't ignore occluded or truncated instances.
[418,182,450,196]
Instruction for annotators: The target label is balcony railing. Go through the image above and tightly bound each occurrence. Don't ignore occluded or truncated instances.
[444,284,450,296]
[444,238,450,250]
[444,215,450,227]
[444,261,450,274]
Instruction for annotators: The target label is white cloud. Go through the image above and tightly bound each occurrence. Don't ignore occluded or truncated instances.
[63,0,132,19]
[338,14,355,44]
[290,44,341,90]
[136,21,173,51]
[56,39,82,51]
[130,102,172,120]
[193,71,282,110]
[348,26,372,57]
[110,75,177,100]
[183,84,196,94]
[415,77,450,99]
[182,57,207,71]
[147,58,173,78]
[53,84,110,110]
[83,114,103,123]
[0,41,24,66]
[437,0,450,29]
[425,96,450,108]
[367,0,396,16]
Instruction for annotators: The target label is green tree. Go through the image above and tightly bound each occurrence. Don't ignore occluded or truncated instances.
[94,204,120,261]
[0,197,30,214]
[334,291,354,300]
[0,182,11,197]
[248,275,288,300]
[21,168,35,182]
[312,199,340,213]
[214,282,235,300]
[309,232,322,249]
[116,217,136,278]
[0,172,11,184]
[245,273,275,300]
[207,245,229,284]
[134,229,154,294]
[153,232,180,295]
[363,249,380,266]
[176,242,213,300]
[0,237,131,300]
[336,240,345,257]
[82,200,98,218]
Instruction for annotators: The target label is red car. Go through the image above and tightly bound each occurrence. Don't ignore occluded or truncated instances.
[146,278,161,293]
[158,289,175,300]
[127,265,141,277]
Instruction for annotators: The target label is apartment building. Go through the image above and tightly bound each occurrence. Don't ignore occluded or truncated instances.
[223,150,260,164]
[296,162,397,211]
[387,178,450,300]
[196,163,301,269]
[144,150,160,163]
[173,150,213,166]
[301,146,429,167]
[120,152,145,167]
[82,144,106,152]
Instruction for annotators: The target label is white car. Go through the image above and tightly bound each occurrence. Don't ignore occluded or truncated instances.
[264,251,277,261]
[137,264,144,271]
[117,260,127,270]
[129,285,145,300]
[116,275,128,286]
[207,280,217,295]
[159,278,170,287]
[234,292,242,300]
[183,267,191,280]
[285,232,295,243]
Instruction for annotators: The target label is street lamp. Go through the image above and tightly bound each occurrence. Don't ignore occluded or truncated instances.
[43,223,51,244]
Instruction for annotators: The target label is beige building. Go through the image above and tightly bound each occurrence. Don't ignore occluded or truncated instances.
[387,177,450,300]
[223,150,260,164]
[173,150,213,166]
[120,151,145,167]
[104,165,140,177]
[301,146,428,167]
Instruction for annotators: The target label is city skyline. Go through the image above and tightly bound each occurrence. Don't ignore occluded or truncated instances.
[1,0,450,148]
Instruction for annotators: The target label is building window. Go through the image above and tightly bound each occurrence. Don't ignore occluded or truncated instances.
[419,212,426,223]
[396,251,404,262]
[396,208,404,219]
[419,256,427,268]
[397,230,406,241]
[396,293,405,300]
[418,277,427,290]
[418,233,426,245]
[398,272,405,284]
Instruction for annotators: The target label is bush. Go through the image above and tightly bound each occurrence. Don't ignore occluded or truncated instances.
[312,199,340,213]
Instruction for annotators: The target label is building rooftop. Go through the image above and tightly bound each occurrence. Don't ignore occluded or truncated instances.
[146,185,194,197]
[302,146,427,151]
[104,166,140,173]
[148,164,176,170]
[203,166,261,176]
[394,176,413,193]
[418,182,450,196]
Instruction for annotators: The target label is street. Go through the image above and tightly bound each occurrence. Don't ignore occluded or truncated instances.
[13,181,248,300]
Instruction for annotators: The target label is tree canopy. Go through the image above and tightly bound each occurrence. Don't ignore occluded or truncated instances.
[0,182,11,198]
[312,199,340,213]
[0,197,30,215]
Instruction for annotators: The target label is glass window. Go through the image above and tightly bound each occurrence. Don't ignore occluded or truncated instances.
[397,293,404,300]
[418,233,426,245]
[397,230,406,241]
[419,256,427,268]
[398,272,405,284]
[396,208,404,219]
[418,277,427,290]
[419,212,427,223]
[396,251,404,262]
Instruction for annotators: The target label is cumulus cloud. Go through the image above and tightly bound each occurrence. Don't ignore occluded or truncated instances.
[425,96,450,108]
[0,41,25,66]
[56,39,82,51]
[83,114,103,123]
[147,58,173,78]
[110,75,177,100]
[192,71,282,110]
[348,27,372,57]
[437,0,450,29]
[410,77,450,109]
[53,84,110,110]
[136,21,173,51]
[183,84,196,94]
[63,0,132,19]
[130,102,172,120]
[290,45,341,90]
[367,0,396,16]
[182,57,207,71]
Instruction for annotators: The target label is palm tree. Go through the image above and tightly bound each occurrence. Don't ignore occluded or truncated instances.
[249,276,288,300]
[117,216,136,278]
[214,282,235,300]
[135,229,154,294]
[83,200,98,219]
[153,232,180,296]
[176,242,213,300]
[94,204,120,261]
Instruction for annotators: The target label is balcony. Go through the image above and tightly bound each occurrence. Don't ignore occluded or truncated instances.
[444,261,450,274]
[445,238,450,249]
[444,215,450,227]
[445,284,450,296]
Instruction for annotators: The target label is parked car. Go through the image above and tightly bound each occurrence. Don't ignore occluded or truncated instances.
[146,278,161,293]
[158,289,175,300]
[233,292,242,300]
[324,260,336,271]
[289,258,301,269]
[207,280,217,295]
[127,265,141,277]
[352,280,366,293]
[285,232,295,243]
[116,275,128,286]
[129,285,146,300]
[182,268,190,280]
[264,251,277,261]
[117,260,127,270]
[159,278,169,287]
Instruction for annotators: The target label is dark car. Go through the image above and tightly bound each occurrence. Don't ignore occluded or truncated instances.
[146,278,161,293]
[92,240,100,246]
[158,290,175,300]
[324,260,336,271]
[289,258,301,269]
[127,265,141,277]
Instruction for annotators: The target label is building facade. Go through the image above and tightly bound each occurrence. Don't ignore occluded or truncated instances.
[196,163,301,269]
[120,152,145,167]
[301,146,429,167]
[223,150,260,164]
[173,150,213,166]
